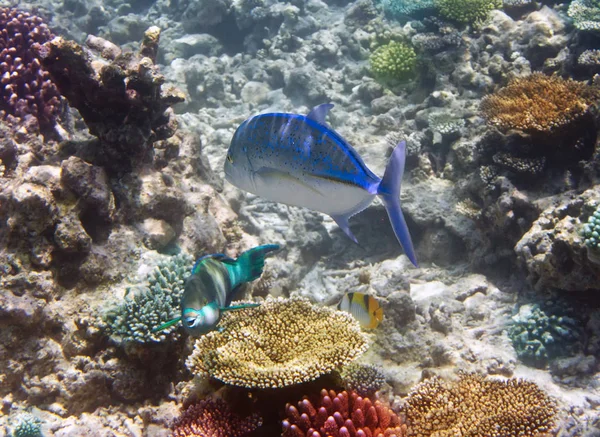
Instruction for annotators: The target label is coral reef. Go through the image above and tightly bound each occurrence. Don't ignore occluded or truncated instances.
[428,112,465,135]
[282,388,407,437]
[338,363,386,398]
[186,296,370,388]
[0,7,62,135]
[369,41,417,85]
[381,0,436,17]
[39,27,184,173]
[479,73,599,135]
[172,398,262,437]
[567,0,600,31]
[404,373,557,437]
[581,205,600,263]
[104,252,194,343]
[508,304,582,368]
[435,0,502,24]
[8,412,43,437]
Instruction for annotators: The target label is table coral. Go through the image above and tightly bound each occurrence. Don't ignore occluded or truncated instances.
[39,27,185,173]
[185,296,370,388]
[404,373,557,437]
[479,73,599,135]
[0,7,62,135]
[172,398,262,437]
[282,388,407,437]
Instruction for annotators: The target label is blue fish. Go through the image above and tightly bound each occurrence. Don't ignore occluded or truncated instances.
[224,104,417,267]
[154,244,279,336]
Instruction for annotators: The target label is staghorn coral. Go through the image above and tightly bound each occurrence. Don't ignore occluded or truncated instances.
[404,373,557,437]
[172,398,262,437]
[480,73,599,135]
[0,7,62,135]
[104,252,194,343]
[39,27,185,173]
[282,388,407,437]
[185,296,370,388]
[338,363,386,398]
[435,0,502,25]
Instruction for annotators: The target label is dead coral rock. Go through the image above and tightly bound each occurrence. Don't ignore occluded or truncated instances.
[54,214,92,254]
[6,181,58,235]
[179,211,226,256]
[139,218,176,250]
[515,187,600,291]
[39,27,185,173]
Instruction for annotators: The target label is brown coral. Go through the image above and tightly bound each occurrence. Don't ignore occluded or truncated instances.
[172,398,262,437]
[480,73,599,134]
[185,296,370,389]
[282,388,407,437]
[404,373,557,437]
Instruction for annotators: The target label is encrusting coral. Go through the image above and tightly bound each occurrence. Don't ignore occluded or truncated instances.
[39,26,185,173]
[404,373,557,437]
[104,252,194,343]
[172,397,262,437]
[282,388,407,437]
[185,296,370,389]
[0,7,63,135]
[479,73,599,135]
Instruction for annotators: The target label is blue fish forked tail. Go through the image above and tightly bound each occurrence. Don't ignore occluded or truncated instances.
[378,141,418,267]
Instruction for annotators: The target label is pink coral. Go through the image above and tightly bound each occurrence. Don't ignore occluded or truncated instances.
[282,389,407,437]
[0,7,62,134]
[172,398,262,437]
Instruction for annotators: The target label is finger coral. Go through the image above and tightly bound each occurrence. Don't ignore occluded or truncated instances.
[172,398,262,437]
[185,296,370,388]
[39,27,185,173]
[282,388,407,437]
[404,373,557,437]
[479,73,599,135]
[0,7,62,135]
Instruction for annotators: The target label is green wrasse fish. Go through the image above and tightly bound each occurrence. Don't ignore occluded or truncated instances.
[224,103,418,267]
[154,244,279,336]
[337,292,383,329]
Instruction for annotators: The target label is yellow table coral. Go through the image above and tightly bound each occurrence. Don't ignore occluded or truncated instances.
[185,296,370,389]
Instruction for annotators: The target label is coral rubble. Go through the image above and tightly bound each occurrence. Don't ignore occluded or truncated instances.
[186,296,370,388]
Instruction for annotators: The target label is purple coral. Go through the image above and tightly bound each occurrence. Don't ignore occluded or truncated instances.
[0,7,62,135]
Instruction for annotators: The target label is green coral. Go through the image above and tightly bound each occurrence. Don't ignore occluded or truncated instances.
[568,0,600,31]
[582,206,600,250]
[380,0,436,17]
[369,41,417,84]
[9,413,42,437]
[435,0,502,24]
[508,304,581,368]
[104,252,194,343]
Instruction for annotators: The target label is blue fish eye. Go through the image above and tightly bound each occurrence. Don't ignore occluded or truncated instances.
[185,317,196,327]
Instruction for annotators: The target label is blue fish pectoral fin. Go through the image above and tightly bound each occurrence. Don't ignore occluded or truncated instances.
[306,103,334,125]
[255,167,326,196]
[220,303,261,312]
[378,141,418,267]
[152,317,181,332]
[331,214,359,244]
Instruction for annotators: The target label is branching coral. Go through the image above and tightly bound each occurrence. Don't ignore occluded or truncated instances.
[0,7,62,135]
[104,252,194,343]
[8,412,43,437]
[338,363,386,397]
[381,0,436,18]
[480,73,599,135]
[185,296,370,388]
[172,398,262,437]
[369,41,417,85]
[404,373,557,437]
[282,389,407,437]
[39,27,185,173]
[508,304,582,367]
[435,0,502,24]
[568,0,600,31]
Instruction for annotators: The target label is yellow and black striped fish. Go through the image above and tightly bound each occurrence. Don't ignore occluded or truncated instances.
[337,292,383,329]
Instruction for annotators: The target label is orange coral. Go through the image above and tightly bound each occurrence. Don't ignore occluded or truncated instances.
[480,73,599,134]
[172,398,262,437]
[282,389,407,437]
[404,373,557,437]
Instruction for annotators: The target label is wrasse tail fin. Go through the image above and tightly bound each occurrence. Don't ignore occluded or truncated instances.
[152,317,181,332]
[378,141,418,267]
[227,244,280,287]
[220,303,261,312]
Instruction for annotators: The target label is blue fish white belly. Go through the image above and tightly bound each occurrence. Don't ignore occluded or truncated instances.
[224,103,418,267]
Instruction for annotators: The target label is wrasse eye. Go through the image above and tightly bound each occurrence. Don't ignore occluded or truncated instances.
[226,154,233,163]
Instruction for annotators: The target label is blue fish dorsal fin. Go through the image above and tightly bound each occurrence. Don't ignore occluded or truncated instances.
[306,103,334,125]
[191,253,234,274]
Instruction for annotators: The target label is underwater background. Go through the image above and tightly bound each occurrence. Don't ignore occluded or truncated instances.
[1,0,600,435]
